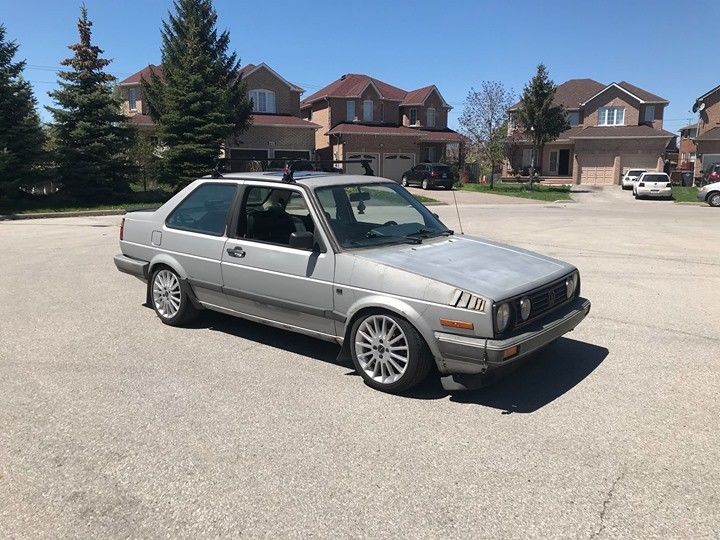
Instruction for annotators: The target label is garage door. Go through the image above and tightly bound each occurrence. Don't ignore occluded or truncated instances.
[382,153,415,181]
[580,154,615,185]
[345,153,379,176]
[620,153,659,174]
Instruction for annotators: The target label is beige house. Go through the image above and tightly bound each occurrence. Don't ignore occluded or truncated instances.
[504,79,674,185]
[692,84,720,175]
[118,63,319,169]
[300,74,464,180]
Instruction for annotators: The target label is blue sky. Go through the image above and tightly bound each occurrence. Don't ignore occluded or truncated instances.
[2,0,718,133]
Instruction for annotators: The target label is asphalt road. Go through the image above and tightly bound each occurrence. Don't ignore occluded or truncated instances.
[1,188,719,539]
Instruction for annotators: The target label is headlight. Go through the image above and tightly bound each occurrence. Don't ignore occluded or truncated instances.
[495,303,511,333]
[519,297,532,321]
[566,273,578,299]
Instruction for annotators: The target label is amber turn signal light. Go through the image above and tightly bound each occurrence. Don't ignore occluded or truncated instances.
[439,319,474,330]
[503,346,519,359]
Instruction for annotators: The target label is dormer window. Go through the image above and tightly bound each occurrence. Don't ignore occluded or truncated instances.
[644,105,655,123]
[249,89,276,113]
[427,107,436,128]
[598,106,624,126]
[346,100,356,121]
[128,87,137,112]
[567,111,580,125]
[409,108,417,126]
[363,100,373,122]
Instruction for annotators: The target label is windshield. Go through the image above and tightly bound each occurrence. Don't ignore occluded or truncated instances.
[314,182,451,248]
[642,175,668,183]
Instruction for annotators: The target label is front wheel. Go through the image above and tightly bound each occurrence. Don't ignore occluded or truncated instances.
[150,267,198,326]
[708,192,720,207]
[350,312,433,393]
[421,178,430,190]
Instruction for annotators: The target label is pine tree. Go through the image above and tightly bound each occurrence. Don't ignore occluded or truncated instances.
[47,5,134,199]
[143,0,252,189]
[516,64,569,178]
[0,24,46,199]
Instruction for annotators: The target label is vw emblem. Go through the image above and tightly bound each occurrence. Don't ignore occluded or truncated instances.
[548,290,556,306]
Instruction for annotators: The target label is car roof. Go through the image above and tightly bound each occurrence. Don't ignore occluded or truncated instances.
[199,171,395,188]
[639,171,668,176]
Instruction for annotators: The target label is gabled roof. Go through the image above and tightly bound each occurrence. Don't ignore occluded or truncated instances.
[401,85,451,108]
[580,82,668,106]
[569,125,675,139]
[250,114,318,128]
[118,62,303,92]
[695,83,720,103]
[326,123,464,142]
[300,74,451,109]
[509,78,668,111]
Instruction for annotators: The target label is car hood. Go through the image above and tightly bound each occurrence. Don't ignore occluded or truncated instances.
[354,235,574,301]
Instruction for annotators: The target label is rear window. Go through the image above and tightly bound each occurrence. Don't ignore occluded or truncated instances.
[628,169,645,176]
[642,174,668,183]
[432,165,450,173]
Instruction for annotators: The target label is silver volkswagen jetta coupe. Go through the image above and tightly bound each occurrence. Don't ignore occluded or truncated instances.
[114,169,591,393]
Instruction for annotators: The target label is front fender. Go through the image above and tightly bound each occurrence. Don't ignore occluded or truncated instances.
[344,294,446,372]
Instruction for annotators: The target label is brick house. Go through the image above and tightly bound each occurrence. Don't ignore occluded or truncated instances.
[118,63,319,169]
[677,122,698,170]
[692,84,720,175]
[503,79,674,185]
[299,74,464,180]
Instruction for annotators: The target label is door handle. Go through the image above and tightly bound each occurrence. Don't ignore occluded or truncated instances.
[226,246,246,258]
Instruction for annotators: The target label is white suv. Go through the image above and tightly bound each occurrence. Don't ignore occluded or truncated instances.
[621,168,647,190]
[633,172,672,199]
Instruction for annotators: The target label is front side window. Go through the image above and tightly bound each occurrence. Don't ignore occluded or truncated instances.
[427,107,436,127]
[166,183,237,236]
[128,87,137,111]
[644,105,655,122]
[314,183,450,249]
[363,100,373,122]
[240,186,316,247]
[409,108,417,125]
[249,89,276,113]
[346,100,356,121]
[598,106,625,126]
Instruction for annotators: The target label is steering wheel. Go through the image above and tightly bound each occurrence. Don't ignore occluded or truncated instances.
[382,220,398,226]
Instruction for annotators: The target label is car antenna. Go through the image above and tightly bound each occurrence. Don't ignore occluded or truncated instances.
[451,187,464,234]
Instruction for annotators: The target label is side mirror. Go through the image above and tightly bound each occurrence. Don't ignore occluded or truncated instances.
[289,231,315,251]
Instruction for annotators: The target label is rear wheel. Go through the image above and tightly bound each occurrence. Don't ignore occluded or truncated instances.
[350,312,433,393]
[421,178,430,190]
[708,192,720,207]
[150,267,197,326]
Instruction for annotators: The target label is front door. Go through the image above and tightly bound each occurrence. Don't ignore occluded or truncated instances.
[221,183,336,337]
[558,149,570,176]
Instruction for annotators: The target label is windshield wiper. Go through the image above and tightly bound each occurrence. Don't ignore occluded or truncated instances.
[407,228,453,239]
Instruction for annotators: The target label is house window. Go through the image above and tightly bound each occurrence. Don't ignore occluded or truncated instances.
[409,108,417,126]
[598,106,625,126]
[644,105,655,123]
[346,100,356,121]
[128,88,137,112]
[567,111,580,125]
[249,89,276,113]
[363,100,373,122]
[427,107,436,128]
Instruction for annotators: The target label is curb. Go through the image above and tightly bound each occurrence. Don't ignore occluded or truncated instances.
[0,209,127,221]
[554,199,578,204]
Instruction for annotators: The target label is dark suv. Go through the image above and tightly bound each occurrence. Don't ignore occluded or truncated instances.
[401,163,454,190]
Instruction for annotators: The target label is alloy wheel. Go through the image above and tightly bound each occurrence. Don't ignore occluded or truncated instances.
[709,193,720,207]
[152,269,181,319]
[354,315,409,385]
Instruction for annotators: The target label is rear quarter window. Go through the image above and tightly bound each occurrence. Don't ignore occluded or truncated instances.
[166,183,237,236]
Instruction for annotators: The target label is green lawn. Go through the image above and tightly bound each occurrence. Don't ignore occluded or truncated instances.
[413,194,444,205]
[460,182,572,201]
[672,186,700,203]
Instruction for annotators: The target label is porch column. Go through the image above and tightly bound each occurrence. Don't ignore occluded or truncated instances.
[573,153,581,185]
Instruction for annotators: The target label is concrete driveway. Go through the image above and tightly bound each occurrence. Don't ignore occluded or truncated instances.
[1,193,718,539]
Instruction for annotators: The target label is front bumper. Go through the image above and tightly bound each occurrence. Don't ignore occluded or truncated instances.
[437,297,591,390]
[697,190,707,201]
[114,254,149,280]
[637,187,672,197]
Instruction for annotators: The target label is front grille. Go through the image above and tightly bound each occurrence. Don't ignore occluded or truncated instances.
[507,275,575,332]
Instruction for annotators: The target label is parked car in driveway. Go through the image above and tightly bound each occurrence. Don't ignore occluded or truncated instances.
[114,170,590,393]
[621,168,647,190]
[401,163,454,190]
[633,172,672,199]
[697,181,720,207]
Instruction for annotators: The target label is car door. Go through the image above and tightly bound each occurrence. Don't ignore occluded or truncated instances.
[220,182,337,338]
[410,165,424,184]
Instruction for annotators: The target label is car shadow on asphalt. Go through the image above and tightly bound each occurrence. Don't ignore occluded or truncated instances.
[406,338,608,413]
[187,310,607,413]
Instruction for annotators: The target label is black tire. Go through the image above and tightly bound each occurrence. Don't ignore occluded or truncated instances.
[349,312,433,393]
[421,178,430,190]
[149,266,198,326]
[401,176,409,187]
[708,192,720,207]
